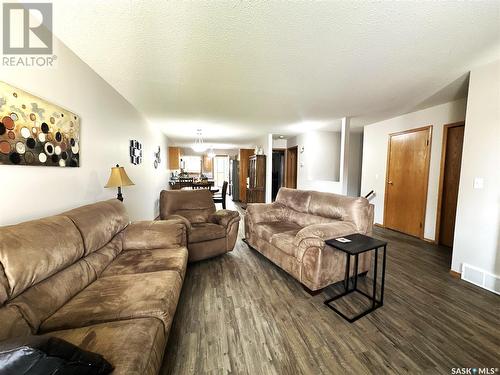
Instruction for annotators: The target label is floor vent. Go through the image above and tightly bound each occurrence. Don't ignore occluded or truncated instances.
[461,263,500,295]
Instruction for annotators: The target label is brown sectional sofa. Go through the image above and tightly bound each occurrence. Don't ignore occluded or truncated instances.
[0,199,189,374]
[245,188,374,291]
[160,189,240,262]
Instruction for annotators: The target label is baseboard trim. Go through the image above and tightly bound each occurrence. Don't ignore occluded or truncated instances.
[374,223,384,228]
[449,270,461,279]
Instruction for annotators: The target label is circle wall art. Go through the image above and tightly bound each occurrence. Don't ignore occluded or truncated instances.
[0,81,80,167]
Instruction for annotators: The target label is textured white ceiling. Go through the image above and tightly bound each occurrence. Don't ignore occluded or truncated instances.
[51,1,500,145]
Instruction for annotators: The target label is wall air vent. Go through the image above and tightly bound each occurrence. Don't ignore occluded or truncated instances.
[461,263,500,295]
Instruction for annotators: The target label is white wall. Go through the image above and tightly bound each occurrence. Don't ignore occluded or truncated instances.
[176,148,239,160]
[0,37,168,225]
[272,138,287,149]
[347,131,363,197]
[452,60,500,282]
[288,131,343,193]
[361,99,467,240]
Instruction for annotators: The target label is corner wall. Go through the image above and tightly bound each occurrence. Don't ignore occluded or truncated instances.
[347,131,363,197]
[360,99,467,241]
[452,60,500,286]
[287,131,343,194]
[0,38,168,225]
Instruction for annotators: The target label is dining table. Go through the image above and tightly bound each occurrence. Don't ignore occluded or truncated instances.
[181,186,220,194]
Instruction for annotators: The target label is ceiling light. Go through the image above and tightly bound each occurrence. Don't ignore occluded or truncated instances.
[192,129,207,152]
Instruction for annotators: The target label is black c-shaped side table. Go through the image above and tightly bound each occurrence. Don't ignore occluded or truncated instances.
[324,233,387,323]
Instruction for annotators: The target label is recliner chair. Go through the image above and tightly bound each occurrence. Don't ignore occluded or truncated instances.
[160,189,240,262]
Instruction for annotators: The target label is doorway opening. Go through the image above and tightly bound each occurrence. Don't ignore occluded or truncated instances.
[384,126,432,238]
[272,149,285,201]
[436,122,465,248]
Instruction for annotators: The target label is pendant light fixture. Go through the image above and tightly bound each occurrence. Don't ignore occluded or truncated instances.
[192,129,207,152]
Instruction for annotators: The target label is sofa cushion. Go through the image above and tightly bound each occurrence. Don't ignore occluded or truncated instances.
[102,247,188,279]
[0,264,9,305]
[64,199,129,255]
[83,233,123,277]
[7,232,123,333]
[40,271,182,334]
[0,215,84,300]
[275,188,311,213]
[189,223,226,243]
[0,306,32,341]
[123,220,187,250]
[8,258,96,332]
[270,230,301,257]
[160,190,216,224]
[49,318,165,375]
[254,222,301,243]
[308,191,371,232]
[286,209,336,228]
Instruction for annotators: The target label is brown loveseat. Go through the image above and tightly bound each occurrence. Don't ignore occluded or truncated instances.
[0,199,189,375]
[245,188,374,291]
[160,189,240,262]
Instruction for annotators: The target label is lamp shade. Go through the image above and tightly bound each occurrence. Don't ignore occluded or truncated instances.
[105,164,135,188]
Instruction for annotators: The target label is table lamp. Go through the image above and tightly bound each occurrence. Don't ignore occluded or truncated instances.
[104,164,135,201]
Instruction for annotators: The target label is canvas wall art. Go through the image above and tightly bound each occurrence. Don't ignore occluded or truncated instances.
[0,81,80,167]
[130,140,142,165]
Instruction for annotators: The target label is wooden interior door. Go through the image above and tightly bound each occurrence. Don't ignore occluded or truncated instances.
[437,123,465,247]
[239,149,254,202]
[285,146,298,188]
[384,126,432,238]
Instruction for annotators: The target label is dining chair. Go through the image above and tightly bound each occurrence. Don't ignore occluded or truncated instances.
[213,181,228,209]
[179,177,193,189]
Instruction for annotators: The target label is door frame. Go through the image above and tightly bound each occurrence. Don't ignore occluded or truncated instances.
[383,125,433,239]
[435,121,465,245]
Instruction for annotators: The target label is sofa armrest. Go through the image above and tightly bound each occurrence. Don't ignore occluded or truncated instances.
[162,214,192,231]
[122,219,187,250]
[293,221,357,259]
[245,203,284,224]
[209,210,240,228]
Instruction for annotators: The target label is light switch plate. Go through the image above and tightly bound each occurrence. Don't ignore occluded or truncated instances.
[473,177,484,189]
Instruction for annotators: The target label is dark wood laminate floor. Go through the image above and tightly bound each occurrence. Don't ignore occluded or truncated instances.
[161,204,499,374]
